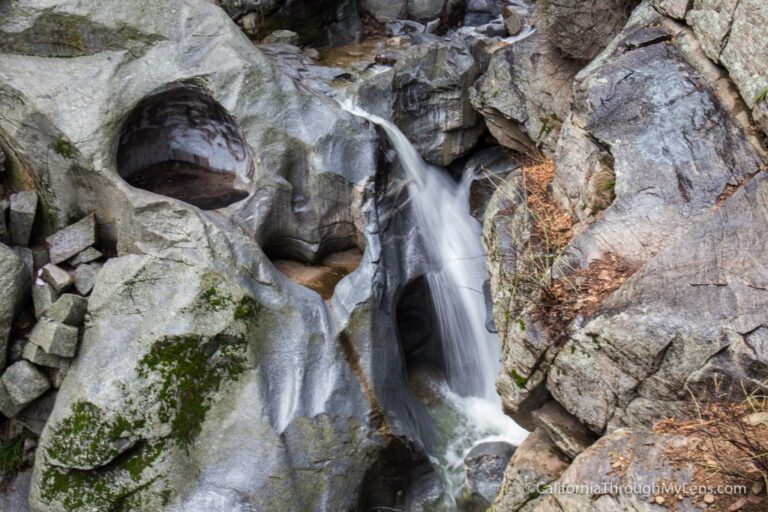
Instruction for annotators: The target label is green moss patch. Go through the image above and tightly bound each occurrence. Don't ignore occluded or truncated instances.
[52,137,76,159]
[136,334,248,449]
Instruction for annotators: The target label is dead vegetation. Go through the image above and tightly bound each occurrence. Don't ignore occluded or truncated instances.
[652,384,768,511]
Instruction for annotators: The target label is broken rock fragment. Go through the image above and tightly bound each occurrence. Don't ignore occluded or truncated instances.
[28,319,79,357]
[9,191,37,246]
[46,214,96,264]
[41,263,73,294]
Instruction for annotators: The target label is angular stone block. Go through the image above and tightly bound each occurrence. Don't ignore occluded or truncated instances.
[1,360,50,407]
[32,282,58,319]
[9,191,37,247]
[68,246,101,266]
[46,214,96,264]
[46,294,88,326]
[32,246,49,268]
[41,263,73,294]
[74,263,101,295]
[0,380,24,417]
[28,319,79,357]
[22,343,63,368]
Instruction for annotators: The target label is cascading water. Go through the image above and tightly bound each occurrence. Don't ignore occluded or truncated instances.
[341,101,528,507]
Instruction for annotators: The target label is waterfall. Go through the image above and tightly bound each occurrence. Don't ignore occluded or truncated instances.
[343,101,528,506]
[343,102,501,401]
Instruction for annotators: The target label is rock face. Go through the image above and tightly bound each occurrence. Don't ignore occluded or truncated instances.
[492,429,569,511]
[471,32,581,154]
[687,0,768,138]
[536,0,641,61]
[219,0,363,46]
[0,1,442,510]
[528,429,699,511]
[393,38,484,165]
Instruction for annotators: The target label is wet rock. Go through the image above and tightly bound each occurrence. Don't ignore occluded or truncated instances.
[22,343,63,369]
[386,20,426,36]
[532,401,596,458]
[393,39,483,165]
[68,246,101,267]
[493,429,569,510]
[536,0,640,61]
[40,264,73,294]
[465,0,504,26]
[470,33,580,155]
[46,214,97,265]
[9,191,37,247]
[73,263,101,296]
[409,0,447,21]
[463,441,515,507]
[1,360,50,408]
[0,243,31,372]
[28,319,79,358]
[32,282,57,319]
[462,147,520,221]
[228,0,362,46]
[46,294,88,326]
[360,0,406,21]
[262,29,300,46]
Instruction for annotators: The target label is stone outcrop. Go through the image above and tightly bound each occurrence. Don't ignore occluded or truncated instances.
[393,38,484,165]
[536,0,641,61]
[687,0,768,138]
[471,32,581,154]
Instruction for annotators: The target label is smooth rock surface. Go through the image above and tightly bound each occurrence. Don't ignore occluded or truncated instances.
[463,441,515,507]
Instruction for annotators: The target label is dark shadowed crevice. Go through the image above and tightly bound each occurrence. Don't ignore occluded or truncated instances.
[117,83,252,210]
[395,276,446,377]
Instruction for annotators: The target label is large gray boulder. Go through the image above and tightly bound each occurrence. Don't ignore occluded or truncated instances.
[536,0,641,61]
[393,38,484,165]
[470,33,581,155]
[360,0,462,22]
[0,0,440,509]
[0,243,31,372]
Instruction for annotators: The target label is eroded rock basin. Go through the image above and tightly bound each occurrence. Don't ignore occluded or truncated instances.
[124,161,249,210]
[273,248,363,299]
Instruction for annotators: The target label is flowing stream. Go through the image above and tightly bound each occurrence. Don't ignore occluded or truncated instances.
[340,101,528,507]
